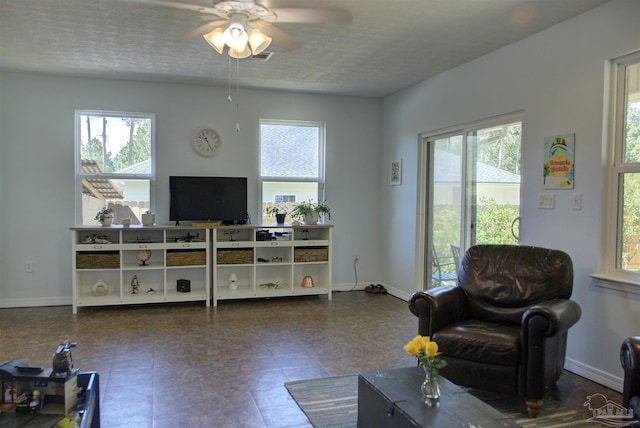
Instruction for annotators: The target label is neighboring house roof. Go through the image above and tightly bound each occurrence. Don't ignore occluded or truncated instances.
[81,160,124,200]
[434,149,520,184]
[119,159,151,175]
[260,126,319,178]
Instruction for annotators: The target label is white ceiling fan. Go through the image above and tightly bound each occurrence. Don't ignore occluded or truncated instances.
[122,0,353,57]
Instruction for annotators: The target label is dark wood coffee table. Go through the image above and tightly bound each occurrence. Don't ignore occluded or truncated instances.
[358,366,519,427]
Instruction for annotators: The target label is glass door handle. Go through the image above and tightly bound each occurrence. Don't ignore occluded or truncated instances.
[511,217,521,241]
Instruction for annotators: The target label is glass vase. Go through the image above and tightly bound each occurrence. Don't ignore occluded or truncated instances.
[421,366,441,402]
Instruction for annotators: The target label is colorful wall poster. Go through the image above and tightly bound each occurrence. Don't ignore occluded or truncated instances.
[543,133,575,189]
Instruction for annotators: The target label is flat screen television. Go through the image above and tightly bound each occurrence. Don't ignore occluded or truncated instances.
[169,176,248,224]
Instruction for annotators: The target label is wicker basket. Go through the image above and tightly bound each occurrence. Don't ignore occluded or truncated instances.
[294,247,329,263]
[166,250,206,266]
[217,249,253,264]
[76,251,120,269]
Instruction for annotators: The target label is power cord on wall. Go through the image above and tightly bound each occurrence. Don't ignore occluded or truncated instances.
[350,257,359,291]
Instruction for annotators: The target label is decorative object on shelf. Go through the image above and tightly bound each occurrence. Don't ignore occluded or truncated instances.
[404,335,447,403]
[82,234,111,244]
[301,275,314,288]
[137,250,152,266]
[91,280,109,296]
[192,128,222,157]
[175,232,202,242]
[291,200,332,225]
[146,288,156,294]
[94,207,113,227]
[224,230,241,241]
[228,273,238,290]
[177,279,191,293]
[260,282,280,289]
[131,275,140,294]
[141,211,155,226]
[122,219,131,227]
[265,205,288,224]
[256,229,273,241]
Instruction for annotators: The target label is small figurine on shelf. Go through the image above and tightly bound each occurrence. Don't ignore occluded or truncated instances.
[131,275,140,294]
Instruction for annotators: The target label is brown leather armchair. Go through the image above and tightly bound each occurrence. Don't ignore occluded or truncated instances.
[621,337,640,426]
[409,245,581,417]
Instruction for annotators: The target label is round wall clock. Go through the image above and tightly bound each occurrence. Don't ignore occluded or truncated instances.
[192,128,222,156]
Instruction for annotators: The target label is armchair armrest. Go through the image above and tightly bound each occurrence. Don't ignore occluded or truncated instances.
[409,286,467,336]
[621,336,640,409]
[522,299,582,338]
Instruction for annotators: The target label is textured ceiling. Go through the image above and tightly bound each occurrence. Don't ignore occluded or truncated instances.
[0,0,610,97]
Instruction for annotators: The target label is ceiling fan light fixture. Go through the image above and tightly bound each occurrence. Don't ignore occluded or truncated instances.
[223,22,248,51]
[228,45,252,59]
[203,28,226,54]
[248,29,272,55]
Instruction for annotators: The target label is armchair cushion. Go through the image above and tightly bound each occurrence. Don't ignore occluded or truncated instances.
[458,245,574,324]
[433,321,521,366]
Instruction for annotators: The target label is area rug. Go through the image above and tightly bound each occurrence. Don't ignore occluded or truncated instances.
[285,375,603,428]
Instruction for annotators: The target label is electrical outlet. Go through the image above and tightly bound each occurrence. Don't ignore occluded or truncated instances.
[25,260,33,273]
[354,252,359,262]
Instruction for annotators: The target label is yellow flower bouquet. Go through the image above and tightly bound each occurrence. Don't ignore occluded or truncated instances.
[404,335,448,373]
[404,335,447,401]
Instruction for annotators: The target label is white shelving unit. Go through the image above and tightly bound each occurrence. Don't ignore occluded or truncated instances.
[71,226,210,313]
[212,225,332,306]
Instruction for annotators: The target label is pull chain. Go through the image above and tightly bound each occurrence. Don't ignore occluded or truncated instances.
[236,57,240,132]
[227,55,232,103]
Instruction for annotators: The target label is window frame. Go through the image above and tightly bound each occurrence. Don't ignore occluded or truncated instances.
[593,51,640,293]
[259,119,326,222]
[74,110,156,225]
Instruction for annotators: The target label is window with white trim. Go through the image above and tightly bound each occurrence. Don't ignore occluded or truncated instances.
[75,111,155,225]
[600,51,640,284]
[259,120,325,224]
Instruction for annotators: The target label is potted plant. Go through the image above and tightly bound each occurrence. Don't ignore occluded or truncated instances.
[291,200,332,225]
[94,207,113,226]
[265,205,288,225]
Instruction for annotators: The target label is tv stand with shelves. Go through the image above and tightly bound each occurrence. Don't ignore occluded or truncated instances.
[212,225,332,306]
[70,226,210,313]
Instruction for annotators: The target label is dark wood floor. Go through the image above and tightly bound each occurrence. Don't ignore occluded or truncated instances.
[0,291,622,427]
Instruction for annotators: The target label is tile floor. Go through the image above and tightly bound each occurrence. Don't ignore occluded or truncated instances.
[0,291,623,427]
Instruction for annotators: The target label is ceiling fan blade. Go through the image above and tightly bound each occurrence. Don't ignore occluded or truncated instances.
[269,7,352,24]
[179,19,229,42]
[252,21,300,51]
[117,0,221,17]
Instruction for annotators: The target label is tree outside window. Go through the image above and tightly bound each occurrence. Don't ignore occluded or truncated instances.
[75,111,155,225]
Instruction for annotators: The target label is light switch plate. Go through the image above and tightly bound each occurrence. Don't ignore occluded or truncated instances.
[573,193,582,210]
[538,193,555,209]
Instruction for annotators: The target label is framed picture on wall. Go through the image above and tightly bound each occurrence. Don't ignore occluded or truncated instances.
[391,159,402,186]
[543,133,575,189]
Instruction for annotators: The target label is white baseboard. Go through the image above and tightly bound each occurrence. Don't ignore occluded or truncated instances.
[564,357,623,393]
[0,297,71,308]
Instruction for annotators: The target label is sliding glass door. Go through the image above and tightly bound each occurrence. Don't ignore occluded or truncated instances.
[421,116,522,289]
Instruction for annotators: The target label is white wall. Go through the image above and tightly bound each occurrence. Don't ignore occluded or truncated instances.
[380,0,640,389]
[0,74,382,304]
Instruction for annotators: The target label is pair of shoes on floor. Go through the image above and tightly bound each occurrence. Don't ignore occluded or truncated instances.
[365,284,387,294]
